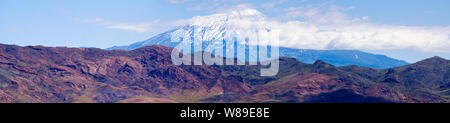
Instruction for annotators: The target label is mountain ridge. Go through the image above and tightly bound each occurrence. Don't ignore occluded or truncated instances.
[0,43,447,103]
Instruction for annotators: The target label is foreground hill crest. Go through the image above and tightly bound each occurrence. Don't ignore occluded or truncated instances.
[0,43,448,103]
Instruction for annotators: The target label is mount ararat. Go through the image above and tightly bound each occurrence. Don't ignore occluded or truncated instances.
[108,9,408,69]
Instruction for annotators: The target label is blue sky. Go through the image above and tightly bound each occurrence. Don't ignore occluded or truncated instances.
[0,0,449,62]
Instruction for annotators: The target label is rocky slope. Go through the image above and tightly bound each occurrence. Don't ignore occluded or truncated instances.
[0,44,250,103]
[211,57,449,103]
[0,44,447,103]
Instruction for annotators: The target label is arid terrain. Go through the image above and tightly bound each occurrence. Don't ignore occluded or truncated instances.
[0,44,448,103]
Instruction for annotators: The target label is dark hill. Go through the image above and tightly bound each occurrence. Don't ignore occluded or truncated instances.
[0,44,447,103]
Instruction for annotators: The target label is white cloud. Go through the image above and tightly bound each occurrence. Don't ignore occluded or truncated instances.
[81,18,159,32]
[273,21,450,53]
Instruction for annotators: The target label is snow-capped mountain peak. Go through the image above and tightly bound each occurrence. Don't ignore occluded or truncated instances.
[162,8,272,47]
[109,8,273,50]
[107,9,409,69]
[183,9,266,27]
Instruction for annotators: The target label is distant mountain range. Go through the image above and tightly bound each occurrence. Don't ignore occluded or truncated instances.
[0,43,448,103]
[108,9,408,69]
